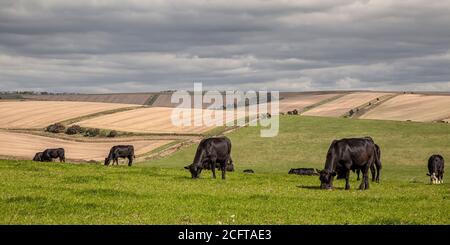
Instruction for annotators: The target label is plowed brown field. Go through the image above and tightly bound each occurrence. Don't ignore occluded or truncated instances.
[0,131,171,161]
[303,92,391,117]
[360,94,450,122]
[0,101,137,129]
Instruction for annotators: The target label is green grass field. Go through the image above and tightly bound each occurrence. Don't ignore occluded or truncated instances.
[1,116,449,224]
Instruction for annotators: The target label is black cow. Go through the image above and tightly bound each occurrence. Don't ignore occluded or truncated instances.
[427,155,444,184]
[41,148,65,162]
[184,137,233,179]
[33,152,43,162]
[104,145,135,166]
[243,169,254,174]
[288,168,319,176]
[355,144,382,183]
[318,137,376,190]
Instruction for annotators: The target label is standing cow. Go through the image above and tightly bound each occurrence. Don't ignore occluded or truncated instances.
[355,143,382,183]
[318,137,376,190]
[104,145,135,166]
[40,148,65,162]
[184,137,233,179]
[427,155,444,184]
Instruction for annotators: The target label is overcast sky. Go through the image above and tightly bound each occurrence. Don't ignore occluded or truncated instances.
[1,0,450,93]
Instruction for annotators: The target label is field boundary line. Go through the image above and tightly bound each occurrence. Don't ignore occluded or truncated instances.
[300,93,348,114]
[58,106,144,125]
[0,129,195,143]
[349,93,400,118]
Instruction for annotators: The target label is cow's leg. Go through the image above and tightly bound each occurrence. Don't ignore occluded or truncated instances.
[376,165,381,183]
[370,164,376,182]
[345,169,351,190]
[128,156,133,167]
[221,162,226,180]
[210,162,217,179]
[356,169,360,181]
[359,165,370,190]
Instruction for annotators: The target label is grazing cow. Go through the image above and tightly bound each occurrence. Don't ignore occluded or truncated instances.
[184,137,232,179]
[288,168,319,176]
[33,152,43,162]
[427,155,444,184]
[287,111,293,115]
[41,148,65,162]
[104,145,135,166]
[355,144,382,183]
[318,137,376,190]
[243,169,254,174]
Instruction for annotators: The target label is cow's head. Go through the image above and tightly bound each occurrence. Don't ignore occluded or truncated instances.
[318,169,336,189]
[427,172,439,184]
[104,158,111,166]
[185,164,202,178]
[227,163,235,172]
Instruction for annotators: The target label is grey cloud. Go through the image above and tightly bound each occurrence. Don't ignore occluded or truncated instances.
[0,0,449,93]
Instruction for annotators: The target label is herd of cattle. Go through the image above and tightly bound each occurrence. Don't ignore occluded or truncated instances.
[32,136,445,189]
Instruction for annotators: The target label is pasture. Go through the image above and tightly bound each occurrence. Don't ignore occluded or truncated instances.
[0,116,449,224]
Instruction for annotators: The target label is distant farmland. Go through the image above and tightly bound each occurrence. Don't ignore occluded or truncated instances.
[0,131,172,162]
[0,101,138,129]
[22,93,159,105]
[303,92,391,117]
[360,94,450,122]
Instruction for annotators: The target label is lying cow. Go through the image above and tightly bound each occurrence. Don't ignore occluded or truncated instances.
[355,143,382,183]
[33,152,43,162]
[104,145,135,166]
[40,148,65,162]
[427,154,444,184]
[288,168,319,176]
[318,137,377,190]
[185,137,233,179]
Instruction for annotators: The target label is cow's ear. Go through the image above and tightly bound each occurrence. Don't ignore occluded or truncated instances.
[316,169,321,173]
[426,173,430,176]
[184,166,189,170]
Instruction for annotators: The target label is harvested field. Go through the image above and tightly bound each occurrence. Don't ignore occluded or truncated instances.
[278,92,342,112]
[0,131,171,162]
[360,94,450,122]
[303,92,392,117]
[23,93,158,105]
[77,107,254,134]
[0,101,137,129]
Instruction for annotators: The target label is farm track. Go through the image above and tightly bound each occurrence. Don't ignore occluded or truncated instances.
[349,93,400,118]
